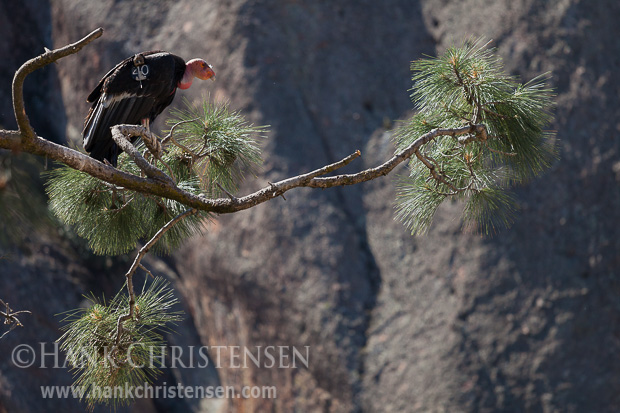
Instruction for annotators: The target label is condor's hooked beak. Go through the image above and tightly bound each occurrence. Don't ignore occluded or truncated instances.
[205,65,216,81]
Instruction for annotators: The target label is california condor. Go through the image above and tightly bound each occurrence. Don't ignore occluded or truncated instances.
[83,51,215,166]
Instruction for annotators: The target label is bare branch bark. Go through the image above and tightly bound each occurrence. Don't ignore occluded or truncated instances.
[0,27,488,218]
[0,299,31,340]
[12,28,103,140]
[306,124,486,188]
[114,208,198,345]
[111,125,173,183]
[1,27,494,349]
[2,121,486,216]
[161,118,199,148]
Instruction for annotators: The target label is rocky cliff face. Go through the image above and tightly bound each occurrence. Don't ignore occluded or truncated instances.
[1,0,618,412]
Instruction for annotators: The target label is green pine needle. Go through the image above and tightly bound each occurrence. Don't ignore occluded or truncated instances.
[46,166,144,255]
[58,277,182,409]
[395,38,556,234]
[395,176,446,235]
[45,96,266,255]
[165,97,267,197]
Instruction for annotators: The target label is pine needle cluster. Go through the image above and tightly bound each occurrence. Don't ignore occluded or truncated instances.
[58,277,182,409]
[165,98,266,196]
[395,39,556,234]
[46,98,266,255]
[45,97,266,410]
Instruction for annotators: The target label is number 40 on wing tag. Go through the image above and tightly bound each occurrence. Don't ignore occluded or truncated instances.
[132,64,150,84]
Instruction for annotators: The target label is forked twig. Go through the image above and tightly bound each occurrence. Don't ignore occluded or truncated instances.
[0,299,31,339]
[113,208,199,345]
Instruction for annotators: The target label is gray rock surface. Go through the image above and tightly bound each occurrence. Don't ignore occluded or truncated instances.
[1,0,618,412]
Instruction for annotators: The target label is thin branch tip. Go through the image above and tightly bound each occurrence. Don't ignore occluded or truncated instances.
[12,27,104,141]
[113,207,198,345]
[1,300,31,338]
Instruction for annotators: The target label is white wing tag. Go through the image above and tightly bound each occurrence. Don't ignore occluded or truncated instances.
[131,64,150,87]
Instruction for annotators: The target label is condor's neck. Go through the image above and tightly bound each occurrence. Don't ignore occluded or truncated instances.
[178,65,194,90]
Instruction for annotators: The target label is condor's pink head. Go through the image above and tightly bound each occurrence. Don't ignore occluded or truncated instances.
[178,58,215,89]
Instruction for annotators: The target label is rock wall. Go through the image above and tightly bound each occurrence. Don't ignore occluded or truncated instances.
[1,0,618,412]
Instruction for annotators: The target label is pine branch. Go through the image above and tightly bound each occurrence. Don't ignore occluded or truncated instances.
[161,118,200,148]
[110,125,173,183]
[166,99,265,195]
[58,278,182,409]
[3,30,556,410]
[396,38,556,234]
[113,209,197,346]
[0,299,31,339]
[308,124,487,188]
[12,28,103,140]
[2,30,554,239]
